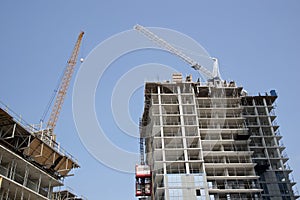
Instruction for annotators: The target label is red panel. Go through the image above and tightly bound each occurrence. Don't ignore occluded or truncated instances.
[136,174,151,178]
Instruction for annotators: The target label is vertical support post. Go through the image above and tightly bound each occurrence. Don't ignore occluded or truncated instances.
[37,174,42,193]
[23,165,29,187]
[40,120,43,131]
[65,158,69,171]
[13,188,18,200]
[12,123,16,138]
[8,160,14,179]
[12,161,17,180]
[47,179,52,199]
[27,135,31,148]
[20,189,24,200]
[5,188,9,200]
[49,135,52,147]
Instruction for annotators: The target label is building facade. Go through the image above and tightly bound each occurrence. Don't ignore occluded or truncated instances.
[140,73,298,200]
[242,94,298,200]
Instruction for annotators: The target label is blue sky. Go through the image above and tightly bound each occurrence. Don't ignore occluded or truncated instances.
[1,1,300,199]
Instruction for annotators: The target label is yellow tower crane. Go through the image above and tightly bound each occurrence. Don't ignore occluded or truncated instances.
[44,31,84,140]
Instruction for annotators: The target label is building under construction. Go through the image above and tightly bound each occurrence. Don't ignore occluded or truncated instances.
[137,73,299,200]
[0,106,83,199]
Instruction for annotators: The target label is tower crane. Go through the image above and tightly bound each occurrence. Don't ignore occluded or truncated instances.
[134,24,221,80]
[44,31,84,140]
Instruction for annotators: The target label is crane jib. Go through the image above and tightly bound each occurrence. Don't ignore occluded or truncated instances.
[134,24,215,79]
[46,32,84,137]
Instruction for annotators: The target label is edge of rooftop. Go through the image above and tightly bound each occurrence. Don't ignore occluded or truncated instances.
[0,101,80,169]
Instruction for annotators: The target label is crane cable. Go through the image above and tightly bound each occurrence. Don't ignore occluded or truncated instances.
[39,65,68,125]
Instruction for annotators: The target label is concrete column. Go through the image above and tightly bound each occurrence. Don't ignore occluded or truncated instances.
[177,86,190,174]
[157,86,167,177]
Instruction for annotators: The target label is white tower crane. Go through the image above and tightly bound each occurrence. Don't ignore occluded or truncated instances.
[134,24,221,80]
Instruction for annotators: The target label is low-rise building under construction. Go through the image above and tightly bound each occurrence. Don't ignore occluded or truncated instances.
[0,106,83,200]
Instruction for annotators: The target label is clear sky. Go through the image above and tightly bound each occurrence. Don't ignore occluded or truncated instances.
[1,1,300,199]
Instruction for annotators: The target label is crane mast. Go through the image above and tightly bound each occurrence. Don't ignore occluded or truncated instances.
[139,119,145,165]
[46,31,84,136]
[134,24,217,79]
